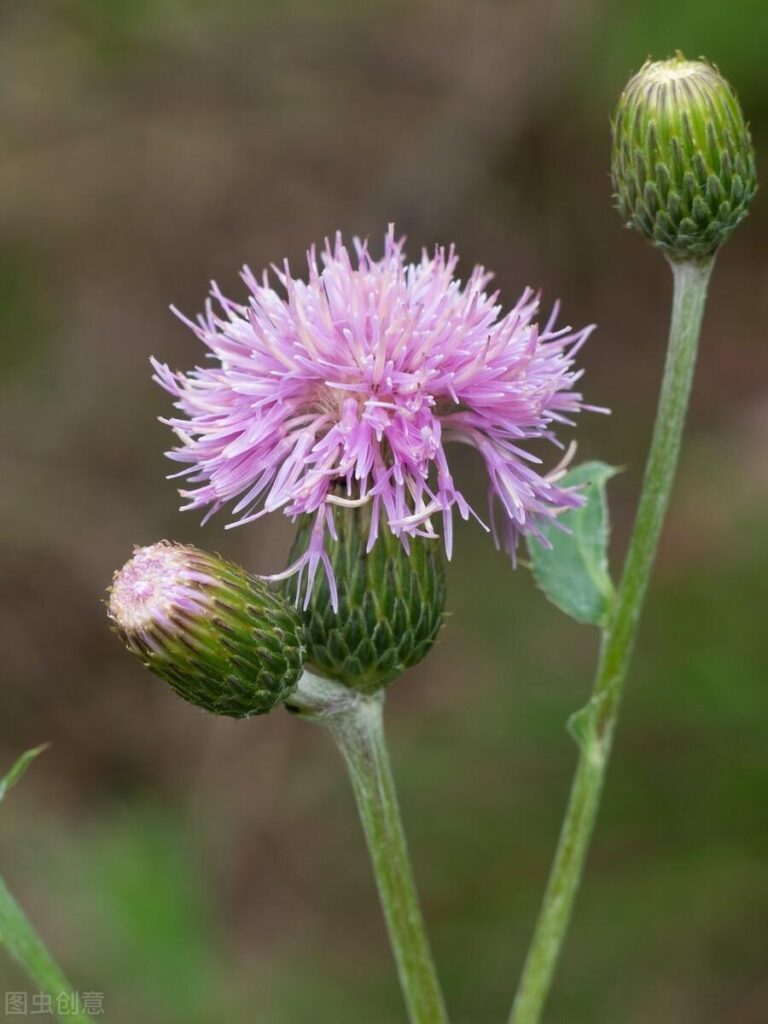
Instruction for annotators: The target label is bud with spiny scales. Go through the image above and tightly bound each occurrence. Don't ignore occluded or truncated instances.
[283,506,446,694]
[108,542,304,717]
[611,55,757,261]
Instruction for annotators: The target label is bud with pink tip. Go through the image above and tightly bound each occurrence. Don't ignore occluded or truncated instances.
[108,542,304,717]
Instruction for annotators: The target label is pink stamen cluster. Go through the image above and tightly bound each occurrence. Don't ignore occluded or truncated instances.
[108,542,214,643]
[152,227,600,603]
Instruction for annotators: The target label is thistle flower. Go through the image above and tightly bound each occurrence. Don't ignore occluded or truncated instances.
[107,542,304,717]
[153,228,599,604]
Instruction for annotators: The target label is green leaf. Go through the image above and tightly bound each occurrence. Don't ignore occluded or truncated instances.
[0,745,49,804]
[527,461,619,627]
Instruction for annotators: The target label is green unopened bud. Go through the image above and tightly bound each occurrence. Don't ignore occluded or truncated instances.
[108,542,304,717]
[283,507,446,693]
[611,55,757,260]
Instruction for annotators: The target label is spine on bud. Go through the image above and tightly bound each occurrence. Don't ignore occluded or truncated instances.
[283,505,446,693]
[108,542,304,718]
[611,55,757,260]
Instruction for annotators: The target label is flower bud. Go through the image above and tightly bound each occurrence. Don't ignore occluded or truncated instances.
[283,506,446,693]
[108,542,304,717]
[611,55,757,260]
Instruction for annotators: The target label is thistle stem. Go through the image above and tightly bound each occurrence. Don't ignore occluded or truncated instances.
[290,672,449,1024]
[0,874,94,1024]
[509,257,715,1024]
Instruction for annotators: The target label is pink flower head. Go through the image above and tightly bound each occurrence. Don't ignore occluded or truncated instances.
[152,227,600,606]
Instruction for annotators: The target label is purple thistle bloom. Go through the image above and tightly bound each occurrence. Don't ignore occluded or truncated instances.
[152,226,601,604]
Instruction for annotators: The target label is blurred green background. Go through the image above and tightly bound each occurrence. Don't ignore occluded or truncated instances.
[1,2,767,1021]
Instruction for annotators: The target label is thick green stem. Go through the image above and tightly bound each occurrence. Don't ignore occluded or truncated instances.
[289,673,449,1024]
[509,258,715,1024]
[0,874,94,1024]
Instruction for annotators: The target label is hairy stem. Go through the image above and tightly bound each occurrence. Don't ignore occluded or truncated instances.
[0,874,94,1024]
[290,672,449,1024]
[509,257,715,1024]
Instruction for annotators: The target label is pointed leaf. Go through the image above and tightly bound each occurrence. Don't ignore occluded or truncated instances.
[0,745,49,804]
[527,461,618,626]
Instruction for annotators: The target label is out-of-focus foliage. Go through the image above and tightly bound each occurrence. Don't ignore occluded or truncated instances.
[588,0,768,106]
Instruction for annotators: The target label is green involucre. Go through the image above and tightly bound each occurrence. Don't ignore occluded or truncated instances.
[114,548,304,718]
[611,55,756,260]
[283,506,446,693]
